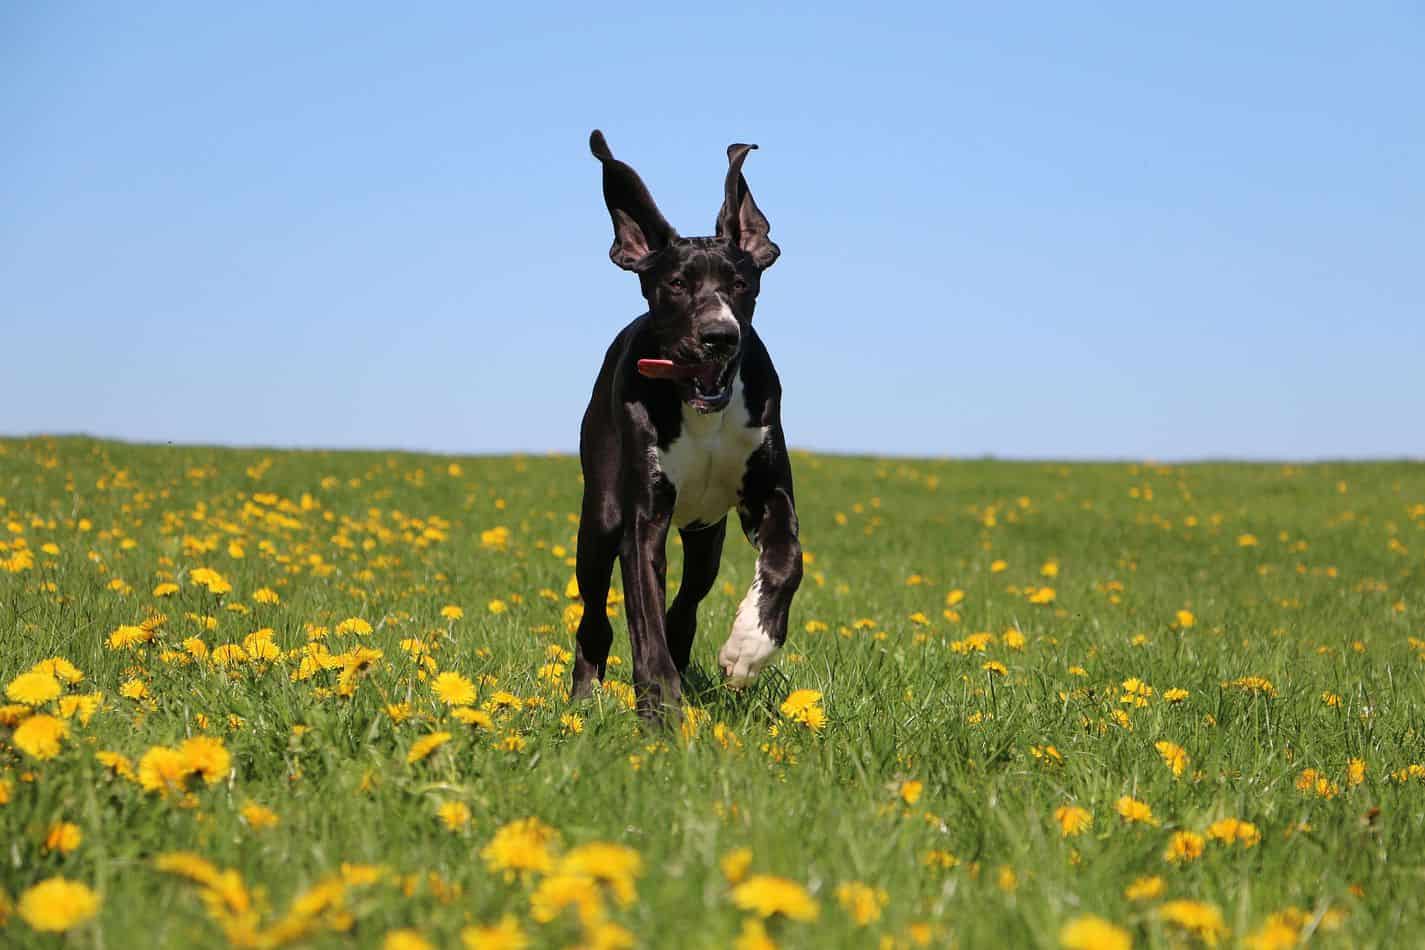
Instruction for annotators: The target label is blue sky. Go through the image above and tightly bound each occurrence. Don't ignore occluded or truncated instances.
[3,2,1422,459]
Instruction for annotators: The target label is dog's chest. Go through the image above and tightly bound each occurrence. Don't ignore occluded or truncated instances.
[655,384,768,529]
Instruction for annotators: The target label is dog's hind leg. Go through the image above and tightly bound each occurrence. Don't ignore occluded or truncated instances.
[666,518,727,675]
[617,467,683,718]
[571,503,620,700]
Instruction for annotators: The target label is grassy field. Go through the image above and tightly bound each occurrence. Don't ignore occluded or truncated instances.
[1,436,1422,948]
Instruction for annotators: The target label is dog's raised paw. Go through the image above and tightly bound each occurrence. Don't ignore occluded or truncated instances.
[718,581,780,687]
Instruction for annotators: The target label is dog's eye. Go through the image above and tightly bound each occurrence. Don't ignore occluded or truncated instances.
[733,277,749,293]
[666,277,687,292]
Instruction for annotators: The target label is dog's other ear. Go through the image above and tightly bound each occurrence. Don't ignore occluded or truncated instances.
[715,143,780,270]
[589,130,678,271]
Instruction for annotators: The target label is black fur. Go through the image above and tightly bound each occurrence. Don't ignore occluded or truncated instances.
[572,131,803,717]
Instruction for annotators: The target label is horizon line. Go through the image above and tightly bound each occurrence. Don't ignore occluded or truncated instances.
[3,432,1420,467]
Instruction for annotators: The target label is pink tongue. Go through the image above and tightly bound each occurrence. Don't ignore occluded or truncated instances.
[637,359,719,385]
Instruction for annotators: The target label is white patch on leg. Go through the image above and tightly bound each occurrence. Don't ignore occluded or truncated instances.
[718,577,779,687]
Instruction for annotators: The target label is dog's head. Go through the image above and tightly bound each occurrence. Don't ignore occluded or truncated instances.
[589,130,780,413]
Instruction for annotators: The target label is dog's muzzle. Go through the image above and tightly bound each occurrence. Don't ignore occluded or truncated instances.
[636,356,738,413]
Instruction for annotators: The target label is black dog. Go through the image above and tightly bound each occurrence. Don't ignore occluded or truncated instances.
[570,130,803,716]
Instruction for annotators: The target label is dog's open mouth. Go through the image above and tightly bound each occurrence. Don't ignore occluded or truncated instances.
[637,358,737,413]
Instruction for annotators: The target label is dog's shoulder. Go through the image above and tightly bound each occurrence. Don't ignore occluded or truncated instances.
[736,325,782,429]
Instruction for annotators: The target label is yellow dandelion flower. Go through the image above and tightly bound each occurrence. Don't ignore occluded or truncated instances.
[240,802,279,830]
[17,877,100,932]
[107,625,153,650]
[243,632,280,662]
[118,678,148,700]
[6,671,61,707]
[335,617,373,636]
[433,672,477,706]
[487,599,508,614]
[56,693,103,725]
[1059,915,1131,950]
[452,707,496,730]
[441,605,464,620]
[730,874,819,922]
[340,863,387,886]
[179,736,230,785]
[1348,757,1366,786]
[210,643,248,666]
[1054,805,1093,837]
[733,917,778,950]
[1163,830,1205,864]
[461,915,529,950]
[923,849,959,871]
[481,817,558,879]
[1206,817,1260,848]
[1032,745,1064,765]
[529,871,603,925]
[721,847,754,884]
[13,714,69,760]
[1244,918,1301,950]
[899,779,923,804]
[438,801,471,831]
[1124,875,1164,901]
[835,881,888,925]
[383,930,433,950]
[189,567,232,595]
[407,731,453,764]
[1228,676,1277,697]
[1114,796,1157,826]
[779,689,826,730]
[561,842,643,907]
[1159,900,1229,946]
[483,691,524,715]
[138,746,189,795]
[560,712,584,734]
[252,587,280,605]
[30,658,84,685]
[153,582,180,597]
[95,750,135,780]
[1295,768,1339,799]
[1163,688,1190,704]
[1155,740,1189,777]
[44,822,82,854]
[1174,609,1195,628]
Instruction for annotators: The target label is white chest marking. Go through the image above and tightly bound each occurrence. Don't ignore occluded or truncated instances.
[655,378,768,529]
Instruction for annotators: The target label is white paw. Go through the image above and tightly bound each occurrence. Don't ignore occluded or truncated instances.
[718,579,779,687]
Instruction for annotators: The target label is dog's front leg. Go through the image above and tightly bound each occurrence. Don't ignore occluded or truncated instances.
[720,480,803,686]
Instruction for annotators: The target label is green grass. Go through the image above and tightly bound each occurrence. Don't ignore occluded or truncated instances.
[1,436,1423,947]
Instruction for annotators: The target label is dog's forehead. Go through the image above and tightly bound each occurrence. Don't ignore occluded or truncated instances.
[669,238,739,272]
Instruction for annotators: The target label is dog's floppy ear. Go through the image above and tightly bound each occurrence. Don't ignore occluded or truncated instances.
[589,130,678,272]
[715,143,780,270]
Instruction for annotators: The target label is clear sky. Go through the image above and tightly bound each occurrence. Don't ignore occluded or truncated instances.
[3,2,1422,459]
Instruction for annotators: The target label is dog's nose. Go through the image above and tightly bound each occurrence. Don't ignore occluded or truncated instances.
[699,322,740,355]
